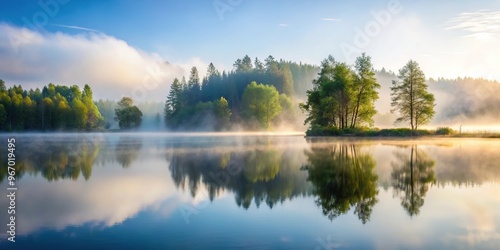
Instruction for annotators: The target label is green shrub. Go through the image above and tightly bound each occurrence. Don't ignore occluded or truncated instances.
[435,127,455,135]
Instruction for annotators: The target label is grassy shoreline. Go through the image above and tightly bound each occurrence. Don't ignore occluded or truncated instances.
[305,126,500,138]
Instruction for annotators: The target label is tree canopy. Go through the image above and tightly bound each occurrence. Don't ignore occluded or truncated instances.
[241,82,282,130]
[0,82,103,131]
[300,54,380,129]
[114,97,143,129]
[391,60,435,130]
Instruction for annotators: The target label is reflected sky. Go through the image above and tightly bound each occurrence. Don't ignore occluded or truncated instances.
[1,134,500,249]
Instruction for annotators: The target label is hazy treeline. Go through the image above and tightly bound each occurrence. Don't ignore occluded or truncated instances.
[96,100,163,130]
[164,55,319,130]
[429,77,500,124]
[373,71,500,127]
[2,53,499,131]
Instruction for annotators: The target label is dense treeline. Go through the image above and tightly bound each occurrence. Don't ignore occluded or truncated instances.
[4,53,498,132]
[164,55,318,130]
[0,80,104,131]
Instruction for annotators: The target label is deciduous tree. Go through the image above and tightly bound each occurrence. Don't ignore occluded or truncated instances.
[391,60,435,130]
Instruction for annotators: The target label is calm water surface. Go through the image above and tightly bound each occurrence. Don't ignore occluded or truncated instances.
[1,133,500,249]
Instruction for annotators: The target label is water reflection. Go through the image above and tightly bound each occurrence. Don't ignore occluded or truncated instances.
[0,135,103,182]
[1,134,500,249]
[167,141,311,209]
[391,145,436,217]
[115,137,143,168]
[303,142,378,224]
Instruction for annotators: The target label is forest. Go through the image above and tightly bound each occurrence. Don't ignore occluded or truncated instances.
[0,54,499,133]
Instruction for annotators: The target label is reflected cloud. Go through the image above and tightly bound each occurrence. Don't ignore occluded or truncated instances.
[0,157,183,235]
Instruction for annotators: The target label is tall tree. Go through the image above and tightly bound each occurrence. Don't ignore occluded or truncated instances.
[165,78,183,123]
[279,64,295,97]
[241,82,282,130]
[187,67,201,104]
[206,62,220,78]
[254,57,264,72]
[351,53,380,128]
[0,79,6,92]
[391,60,435,130]
[234,55,253,72]
[82,84,104,129]
[214,97,232,130]
[71,98,88,129]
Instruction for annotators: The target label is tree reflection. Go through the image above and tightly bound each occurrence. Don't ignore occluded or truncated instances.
[0,136,102,182]
[115,137,143,168]
[303,143,378,224]
[167,143,311,209]
[391,145,435,217]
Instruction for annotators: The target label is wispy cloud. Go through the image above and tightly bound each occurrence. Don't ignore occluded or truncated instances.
[321,18,341,21]
[445,10,500,40]
[51,24,101,33]
[0,23,202,101]
[278,23,289,27]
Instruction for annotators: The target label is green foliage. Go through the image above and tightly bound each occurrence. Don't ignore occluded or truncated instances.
[71,98,88,129]
[165,78,184,120]
[277,93,296,124]
[114,97,143,129]
[166,141,310,209]
[241,82,282,130]
[391,60,436,130]
[214,97,232,130]
[0,81,104,131]
[0,104,6,127]
[305,127,434,137]
[163,55,317,131]
[435,127,455,135]
[301,54,380,130]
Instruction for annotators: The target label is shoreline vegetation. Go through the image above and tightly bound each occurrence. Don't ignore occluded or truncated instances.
[1,54,498,135]
[305,126,500,138]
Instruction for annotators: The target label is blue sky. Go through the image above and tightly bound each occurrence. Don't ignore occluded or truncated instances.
[0,0,499,100]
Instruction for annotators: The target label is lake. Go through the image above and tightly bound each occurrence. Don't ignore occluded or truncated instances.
[1,133,500,249]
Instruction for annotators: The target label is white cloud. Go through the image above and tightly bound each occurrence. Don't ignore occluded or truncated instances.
[364,15,500,82]
[321,18,341,21]
[446,10,500,41]
[0,23,206,102]
[51,24,101,32]
[278,23,289,27]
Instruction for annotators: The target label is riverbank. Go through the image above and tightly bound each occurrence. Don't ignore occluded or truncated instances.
[305,126,500,138]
